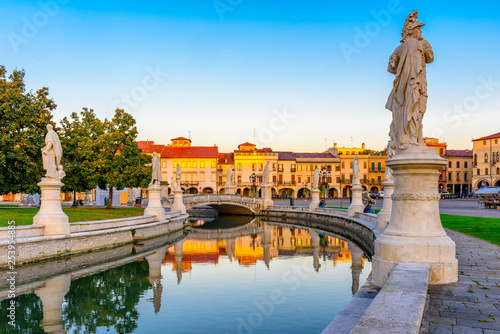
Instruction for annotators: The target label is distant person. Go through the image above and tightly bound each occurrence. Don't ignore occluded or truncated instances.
[319,200,326,208]
[364,203,375,214]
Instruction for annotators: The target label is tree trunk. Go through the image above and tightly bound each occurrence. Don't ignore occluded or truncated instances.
[107,187,113,209]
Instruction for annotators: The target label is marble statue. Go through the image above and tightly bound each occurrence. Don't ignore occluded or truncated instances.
[385,141,395,182]
[145,152,161,187]
[41,124,63,179]
[171,164,182,191]
[312,167,319,190]
[57,165,65,180]
[262,162,271,185]
[386,9,433,150]
[225,166,234,187]
[352,156,360,185]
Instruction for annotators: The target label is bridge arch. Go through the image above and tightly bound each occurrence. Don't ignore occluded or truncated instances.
[182,194,265,215]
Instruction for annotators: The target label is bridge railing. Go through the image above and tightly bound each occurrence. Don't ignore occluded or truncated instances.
[182,194,263,205]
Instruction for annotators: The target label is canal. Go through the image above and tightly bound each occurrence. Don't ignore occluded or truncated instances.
[0,215,371,333]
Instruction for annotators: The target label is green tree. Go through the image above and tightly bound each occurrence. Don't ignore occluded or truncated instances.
[97,109,150,208]
[0,66,56,195]
[59,108,105,198]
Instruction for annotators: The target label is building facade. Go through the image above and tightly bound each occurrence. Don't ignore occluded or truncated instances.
[472,132,500,191]
[446,150,473,194]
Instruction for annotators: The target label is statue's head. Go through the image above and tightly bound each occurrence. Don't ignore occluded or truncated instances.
[47,124,53,131]
[153,152,158,157]
[401,10,425,42]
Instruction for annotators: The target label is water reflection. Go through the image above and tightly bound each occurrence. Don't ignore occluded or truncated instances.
[0,216,370,334]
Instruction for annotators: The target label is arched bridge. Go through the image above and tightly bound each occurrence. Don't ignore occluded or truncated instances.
[182,194,265,215]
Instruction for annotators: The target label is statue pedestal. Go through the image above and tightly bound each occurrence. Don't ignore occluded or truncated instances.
[144,185,166,222]
[376,179,394,232]
[308,189,320,211]
[372,147,458,286]
[35,275,71,333]
[19,193,35,207]
[83,190,94,206]
[261,184,274,209]
[347,184,364,217]
[171,189,186,214]
[224,186,236,195]
[33,178,69,235]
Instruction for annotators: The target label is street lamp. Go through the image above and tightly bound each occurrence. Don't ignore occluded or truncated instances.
[249,173,258,197]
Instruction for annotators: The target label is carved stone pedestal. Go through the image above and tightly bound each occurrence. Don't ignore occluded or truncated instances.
[33,178,69,235]
[35,275,71,333]
[83,190,94,206]
[309,189,320,211]
[372,147,458,286]
[261,184,274,209]
[348,184,364,217]
[171,189,186,214]
[224,186,236,195]
[376,179,394,232]
[144,185,166,222]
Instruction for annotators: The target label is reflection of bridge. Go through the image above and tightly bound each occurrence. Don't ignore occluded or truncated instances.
[181,194,265,215]
[187,219,262,239]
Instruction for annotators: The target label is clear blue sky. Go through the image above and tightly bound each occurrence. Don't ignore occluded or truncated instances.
[2,0,499,152]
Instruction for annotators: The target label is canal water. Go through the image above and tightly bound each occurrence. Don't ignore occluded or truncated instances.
[0,215,371,333]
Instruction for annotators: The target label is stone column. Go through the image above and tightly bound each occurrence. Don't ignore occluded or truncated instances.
[83,190,94,206]
[144,185,166,222]
[261,184,274,209]
[347,184,364,217]
[33,178,70,235]
[310,229,321,272]
[376,179,394,232]
[146,247,167,313]
[226,238,236,262]
[35,274,71,333]
[174,239,184,284]
[171,189,186,214]
[308,189,320,211]
[348,242,364,295]
[372,147,458,286]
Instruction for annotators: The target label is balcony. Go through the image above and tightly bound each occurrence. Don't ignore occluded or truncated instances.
[278,181,297,186]
[290,168,296,172]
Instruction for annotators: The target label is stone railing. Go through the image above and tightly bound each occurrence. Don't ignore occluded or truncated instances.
[182,194,263,205]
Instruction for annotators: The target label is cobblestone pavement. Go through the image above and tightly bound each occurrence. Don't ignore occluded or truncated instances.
[420,230,500,334]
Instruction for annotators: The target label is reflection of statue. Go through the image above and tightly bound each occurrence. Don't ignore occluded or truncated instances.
[262,162,271,185]
[145,152,161,186]
[312,167,319,190]
[171,164,182,191]
[41,124,63,179]
[225,166,234,187]
[352,156,360,185]
[386,10,434,150]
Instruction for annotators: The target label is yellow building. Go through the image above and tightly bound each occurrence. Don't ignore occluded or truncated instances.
[472,132,500,191]
[446,150,473,194]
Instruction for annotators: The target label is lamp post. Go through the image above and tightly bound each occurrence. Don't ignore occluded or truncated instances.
[249,173,257,197]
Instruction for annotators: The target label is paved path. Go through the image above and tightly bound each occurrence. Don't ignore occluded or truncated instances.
[420,230,500,333]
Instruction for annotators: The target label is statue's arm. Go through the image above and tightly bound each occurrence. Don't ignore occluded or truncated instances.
[422,40,434,64]
[387,47,400,74]
[144,163,152,167]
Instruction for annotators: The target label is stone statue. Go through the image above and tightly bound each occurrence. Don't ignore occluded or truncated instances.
[171,163,182,192]
[225,166,234,187]
[41,124,63,179]
[386,10,434,150]
[262,162,271,185]
[352,156,360,186]
[312,167,320,190]
[145,152,161,187]
[57,165,65,180]
[385,141,395,182]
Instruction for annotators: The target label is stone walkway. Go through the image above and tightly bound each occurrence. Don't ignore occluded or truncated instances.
[420,230,500,333]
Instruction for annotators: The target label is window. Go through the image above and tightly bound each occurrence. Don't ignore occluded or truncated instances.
[350,162,352,168]
[327,165,331,172]
[187,162,191,168]
[335,165,340,171]
[485,168,489,175]
[349,174,353,180]
[237,163,242,170]
[297,176,301,184]
[193,162,197,168]
[211,172,216,182]
[496,139,499,144]
[200,161,205,168]
[497,167,500,174]
[273,163,277,171]
[278,164,283,172]
[464,161,468,168]
[200,172,205,182]
[439,148,443,156]
[377,162,381,171]
[363,162,367,169]
[181,162,185,168]
[464,172,468,181]
[456,161,460,168]
[297,165,302,172]
[211,161,216,168]
[306,165,311,171]
[484,141,487,145]
[259,163,263,170]
[485,153,488,163]
[477,169,480,175]
[448,161,452,168]
[341,161,345,169]
[474,154,477,166]
[336,177,340,183]
[456,172,460,181]
[307,176,311,183]
[162,161,167,168]
[377,176,381,183]
[162,173,167,181]
[448,172,452,181]
[291,164,296,172]
[371,162,375,170]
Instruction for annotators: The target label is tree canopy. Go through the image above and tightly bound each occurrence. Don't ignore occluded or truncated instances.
[0,66,56,195]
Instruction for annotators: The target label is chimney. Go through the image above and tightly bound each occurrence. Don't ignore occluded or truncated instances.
[334,143,337,148]
[362,143,365,150]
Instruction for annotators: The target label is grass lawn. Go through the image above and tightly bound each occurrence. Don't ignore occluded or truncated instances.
[0,207,144,227]
[441,214,500,246]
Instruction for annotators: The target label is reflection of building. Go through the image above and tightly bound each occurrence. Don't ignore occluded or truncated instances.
[472,132,500,191]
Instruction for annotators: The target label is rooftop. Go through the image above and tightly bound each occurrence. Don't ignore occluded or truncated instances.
[472,132,500,142]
